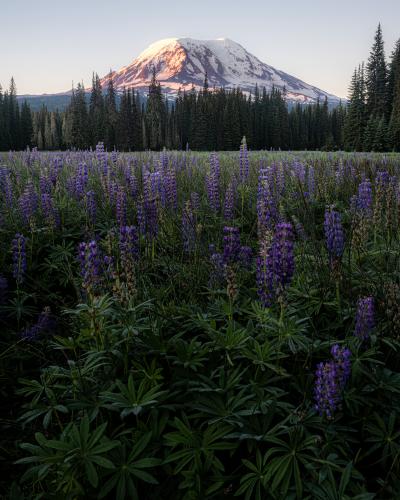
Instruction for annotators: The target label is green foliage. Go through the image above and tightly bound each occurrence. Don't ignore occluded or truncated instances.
[1,149,400,498]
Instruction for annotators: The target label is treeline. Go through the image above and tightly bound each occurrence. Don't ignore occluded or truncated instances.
[1,23,399,152]
[0,72,346,152]
[345,24,400,151]
[0,78,33,151]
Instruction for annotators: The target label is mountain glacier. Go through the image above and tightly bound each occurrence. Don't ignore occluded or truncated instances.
[100,37,342,104]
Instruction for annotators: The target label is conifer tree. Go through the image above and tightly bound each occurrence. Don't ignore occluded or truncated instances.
[104,71,117,149]
[145,68,165,150]
[70,83,89,149]
[389,62,400,150]
[89,73,105,146]
[344,65,367,150]
[366,24,388,118]
[373,115,388,151]
[0,85,5,150]
[20,101,33,148]
[117,88,131,150]
[387,39,400,115]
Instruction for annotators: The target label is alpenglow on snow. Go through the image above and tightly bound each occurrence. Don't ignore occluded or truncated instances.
[100,37,342,104]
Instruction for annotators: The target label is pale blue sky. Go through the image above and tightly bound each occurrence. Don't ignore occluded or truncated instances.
[1,0,399,98]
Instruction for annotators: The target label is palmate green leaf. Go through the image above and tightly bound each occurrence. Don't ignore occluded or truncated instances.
[44,440,70,451]
[91,441,120,455]
[129,432,152,460]
[169,337,208,371]
[130,467,158,483]
[99,433,160,499]
[191,388,258,425]
[16,414,119,491]
[164,418,234,479]
[85,460,99,488]
[132,457,160,468]
[236,450,269,500]
[338,461,353,498]
[100,375,165,417]
[99,474,121,500]
[90,455,116,469]
[269,455,292,493]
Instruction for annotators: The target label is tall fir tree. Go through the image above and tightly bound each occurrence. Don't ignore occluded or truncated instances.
[344,65,367,150]
[145,68,165,150]
[20,101,33,149]
[387,39,400,114]
[104,71,117,149]
[389,59,400,150]
[70,82,89,149]
[366,24,388,118]
[89,73,105,147]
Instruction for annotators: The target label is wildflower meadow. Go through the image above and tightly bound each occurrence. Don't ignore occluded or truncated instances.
[1,145,400,498]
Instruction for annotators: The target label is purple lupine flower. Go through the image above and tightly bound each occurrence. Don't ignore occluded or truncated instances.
[331,344,352,388]
[111,149,118,165]
[354,297,375,341]
[12,233,27,285]
[209,248,225,285]
[224,183,235,221]
[307,166,315,199]
[270,222,295,287]
[124,168,137,198]
[50,156,63,185]
[160,149,169,172]
[41,193,59,227]
[293,161,306,185]
[182,202,196,253]
[148,171,162,200]
[119,225,139,262]
[239,138,249,182]
[85,190,96,225]
[324,207,344,258]
[257,168,279,232]
[376,171,390,189]
[356,179,373,213]
[206,153,220,212]
[314,344,351,418]
[223,226,241,264]
[137,201,146,235]
[143,177,158,239]
[314,360,338,419]
[103,255,115,281]
[165,169,177,210]
[19,182,38,224]
[116,187,127,227]
[96,142,108,177]
[75,162,89,198]
[257,223,295,306]
[21,307,53,341]
[39,175,52,195]
[78,240,102,291]
[107,180,119,205]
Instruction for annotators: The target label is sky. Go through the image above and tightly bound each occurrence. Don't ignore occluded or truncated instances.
[1,0,399,98]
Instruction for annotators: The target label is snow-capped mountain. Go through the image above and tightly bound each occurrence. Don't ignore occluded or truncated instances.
[100,37,342,104]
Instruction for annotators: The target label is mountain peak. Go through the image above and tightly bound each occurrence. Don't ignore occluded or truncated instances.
[101,37,341,104]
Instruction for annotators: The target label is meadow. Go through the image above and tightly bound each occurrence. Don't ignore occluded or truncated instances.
[1,145,400,499]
